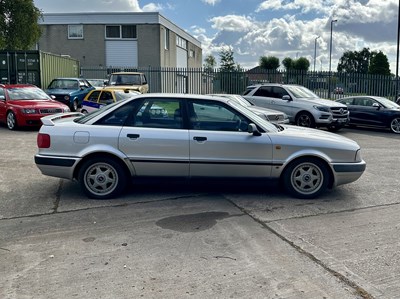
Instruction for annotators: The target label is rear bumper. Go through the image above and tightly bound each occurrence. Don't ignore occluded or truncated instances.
[35,154,80,180]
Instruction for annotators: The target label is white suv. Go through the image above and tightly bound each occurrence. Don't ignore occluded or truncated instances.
[243,84,349,131]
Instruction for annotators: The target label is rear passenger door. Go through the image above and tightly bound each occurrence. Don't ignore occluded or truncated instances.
[118,97,190,177]
[245,86,274,109]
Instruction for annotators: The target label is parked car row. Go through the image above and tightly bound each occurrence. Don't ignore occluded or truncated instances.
[242,83,400,134]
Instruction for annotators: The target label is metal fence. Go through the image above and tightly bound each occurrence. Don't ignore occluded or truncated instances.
[80,66,397,100]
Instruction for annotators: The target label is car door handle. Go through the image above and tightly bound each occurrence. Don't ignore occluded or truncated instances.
[127,134,140,139]
[193,136,207,141]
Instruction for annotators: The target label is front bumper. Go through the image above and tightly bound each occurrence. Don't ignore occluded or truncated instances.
[332,160,366,187]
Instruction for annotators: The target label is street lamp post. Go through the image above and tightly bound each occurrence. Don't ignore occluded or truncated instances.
[328,19,337,98]
[314,36,320,72]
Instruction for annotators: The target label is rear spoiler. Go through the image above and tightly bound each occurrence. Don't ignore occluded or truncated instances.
[41,112,84,126]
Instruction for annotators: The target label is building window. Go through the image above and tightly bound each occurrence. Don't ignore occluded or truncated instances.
[106,25,137,39]
[176,36,187,50]
[164,28,169,50]
[189,50,194,58]
[68,25,83,39]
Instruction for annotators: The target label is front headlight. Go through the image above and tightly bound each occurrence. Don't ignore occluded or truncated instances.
[21,108,37,114]
[64,107,71,112]
[313,105,330,112]
[64,95,70,101]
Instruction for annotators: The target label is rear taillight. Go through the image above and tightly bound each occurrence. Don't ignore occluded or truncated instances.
[37,133,50,148]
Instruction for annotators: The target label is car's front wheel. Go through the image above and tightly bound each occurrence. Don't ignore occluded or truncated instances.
[71,99,79,112]
[390,117,400,134]
[295,112,315,128]
[282,157,330,199]
[327,124,343,132]
[78,157,127,199]
[6,111,18,130]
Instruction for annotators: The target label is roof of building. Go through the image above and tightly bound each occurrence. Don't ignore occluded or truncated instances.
[39,12,201,47]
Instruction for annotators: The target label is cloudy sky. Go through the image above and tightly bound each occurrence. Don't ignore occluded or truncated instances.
[33,0,399,72]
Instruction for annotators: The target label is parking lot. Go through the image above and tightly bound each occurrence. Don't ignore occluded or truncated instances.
[0,124,399,299]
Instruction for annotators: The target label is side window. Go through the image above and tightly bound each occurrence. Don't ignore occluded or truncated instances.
[131,99,182,129]
[99,92,113,104]
[254,86,273,97]
[273,87,289,99]
[87,91,101,102]
[0,88,5,99]
[189,100,249,131]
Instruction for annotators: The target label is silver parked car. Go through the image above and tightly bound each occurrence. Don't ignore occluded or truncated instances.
[35,94,366,200]
[243,84,349,131]
[209,94,289,124]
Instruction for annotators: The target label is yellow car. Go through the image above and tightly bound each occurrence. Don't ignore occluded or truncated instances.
[107,72,149,94]
[80,88,139,114]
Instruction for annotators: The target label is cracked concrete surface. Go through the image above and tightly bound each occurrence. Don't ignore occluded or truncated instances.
[0,126,399,298]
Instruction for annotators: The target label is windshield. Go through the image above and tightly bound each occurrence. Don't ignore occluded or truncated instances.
[75,100,123,123]
[109,74,141,86]
[285,85,319,99]
[7,87,51,100]
[376,97,400,109]
[114,90,138,101]
[227,100,279,133]
[48,79,79,89]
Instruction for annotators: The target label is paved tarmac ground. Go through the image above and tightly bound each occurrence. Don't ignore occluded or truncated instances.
[0,124,399,299]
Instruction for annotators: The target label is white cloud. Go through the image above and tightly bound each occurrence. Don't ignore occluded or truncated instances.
[142,3,163,12]
[209,15,254,32]
[202,0,221,5]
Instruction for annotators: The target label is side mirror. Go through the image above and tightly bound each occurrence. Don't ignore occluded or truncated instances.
[0,95,5,101]
[282,95,291,101]
[372,102,380,110]
[247,123,262,136]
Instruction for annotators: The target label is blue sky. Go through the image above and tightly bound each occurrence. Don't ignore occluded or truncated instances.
[33,0,399,73]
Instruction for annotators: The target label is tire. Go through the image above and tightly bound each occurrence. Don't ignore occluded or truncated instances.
[282,157,330,199]
[71,99,78,112]
[295,112,315,128]
[78,157,127,199]
[6,111,17,130]
[390,117,400,134]
[327,124,343,132]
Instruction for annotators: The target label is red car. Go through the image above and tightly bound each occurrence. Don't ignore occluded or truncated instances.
[0,84,70,130]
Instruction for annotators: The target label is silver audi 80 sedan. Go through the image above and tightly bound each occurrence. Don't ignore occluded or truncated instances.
[35,94,366,200]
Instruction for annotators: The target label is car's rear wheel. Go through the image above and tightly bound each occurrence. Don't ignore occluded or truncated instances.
[295,112,315,128]
[390,117,400,134]
[6,111,18,130]
[282,157,329,199]
[78,157,127,199]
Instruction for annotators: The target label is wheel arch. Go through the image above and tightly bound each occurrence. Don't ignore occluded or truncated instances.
[280,154,335,189]
[73,152,133,181]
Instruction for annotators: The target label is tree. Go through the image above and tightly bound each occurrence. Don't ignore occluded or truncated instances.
[0,0,42,50]
[337,47,376,73]
[219,47,236,71]
[259,56,280,70]
[203,54,216,72]
[293,57,310,71]
[282,57,294,70]
[369,51,390,75]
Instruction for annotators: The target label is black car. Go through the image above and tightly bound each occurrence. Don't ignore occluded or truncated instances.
[336,96,400,134]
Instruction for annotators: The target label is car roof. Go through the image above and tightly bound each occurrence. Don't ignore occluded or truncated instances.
[130,93,231,103]
[110,72,143,75]
[0,84,37,89]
